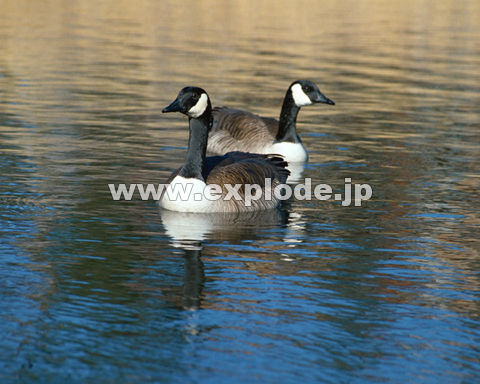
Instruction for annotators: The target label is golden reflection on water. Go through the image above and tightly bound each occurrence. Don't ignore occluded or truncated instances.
[2,0,479,94]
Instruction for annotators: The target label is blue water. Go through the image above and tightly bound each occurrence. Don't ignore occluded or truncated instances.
[1,0,480,383]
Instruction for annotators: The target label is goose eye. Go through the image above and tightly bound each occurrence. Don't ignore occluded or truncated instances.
[304,86,312,92]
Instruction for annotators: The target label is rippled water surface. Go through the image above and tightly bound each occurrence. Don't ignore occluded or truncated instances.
[1,1,479,383]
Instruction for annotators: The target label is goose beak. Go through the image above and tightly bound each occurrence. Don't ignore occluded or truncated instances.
[313,92,335,106]
[162,98,182,113]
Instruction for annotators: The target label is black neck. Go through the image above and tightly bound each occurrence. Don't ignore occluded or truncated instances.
[275,89,301,143]
[179,109,212,180]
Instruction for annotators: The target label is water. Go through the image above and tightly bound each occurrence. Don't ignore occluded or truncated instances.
[1,0,479,382]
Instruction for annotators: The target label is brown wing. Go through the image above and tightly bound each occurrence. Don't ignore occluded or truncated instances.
[204,152,289,191]
[212,107,278,141]
[258,116,280,137]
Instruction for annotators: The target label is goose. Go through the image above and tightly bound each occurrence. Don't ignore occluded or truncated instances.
[208,80,334,163]
[160,86,290,213]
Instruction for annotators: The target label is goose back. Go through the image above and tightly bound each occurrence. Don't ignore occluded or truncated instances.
[208,107,280,154]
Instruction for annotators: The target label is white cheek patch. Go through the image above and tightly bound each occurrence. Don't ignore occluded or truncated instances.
[291,83,312,107]
[188,93,208,118]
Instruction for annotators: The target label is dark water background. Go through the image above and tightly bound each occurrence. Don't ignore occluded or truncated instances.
[1,1,479,383]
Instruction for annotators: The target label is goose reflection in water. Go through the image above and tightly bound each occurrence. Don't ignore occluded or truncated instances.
[160,208,289,248]
[159,206,309,310]
[180,248,205,311]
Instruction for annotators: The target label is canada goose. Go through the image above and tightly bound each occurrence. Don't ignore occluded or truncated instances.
[208,80,334,163]
[160,86,290,213]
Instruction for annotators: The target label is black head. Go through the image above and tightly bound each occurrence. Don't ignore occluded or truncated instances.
[162,86,211,118]
[289,80,335,107]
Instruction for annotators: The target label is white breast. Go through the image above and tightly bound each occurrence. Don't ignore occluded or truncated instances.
[160,176,215,212]
[267,142,308,163]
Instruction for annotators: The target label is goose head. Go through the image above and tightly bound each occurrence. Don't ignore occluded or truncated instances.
[162,86,211,118]
[290,80,335,107]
